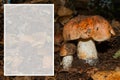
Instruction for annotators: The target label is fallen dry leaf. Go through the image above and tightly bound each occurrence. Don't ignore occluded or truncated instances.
[57,6,73,17]
[54,32,63,46]
[45,76,56,80]
[54,45,60,52]
[31,0,49,3]
[59,16,73,25]
[13,76,32,80]
[92,71,120,80]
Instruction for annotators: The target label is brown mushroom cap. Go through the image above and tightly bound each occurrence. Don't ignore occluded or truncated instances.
[63,15,115,41]
[60,43,76,56]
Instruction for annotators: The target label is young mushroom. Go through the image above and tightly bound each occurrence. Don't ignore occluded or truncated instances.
[63,15,115,65]
[60,43,76,70]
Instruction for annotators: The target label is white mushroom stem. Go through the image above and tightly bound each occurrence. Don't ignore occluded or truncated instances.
[77,40,98,65]
[61,55,73,70]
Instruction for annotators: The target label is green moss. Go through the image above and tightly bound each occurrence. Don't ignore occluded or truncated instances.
[113,49,120,59]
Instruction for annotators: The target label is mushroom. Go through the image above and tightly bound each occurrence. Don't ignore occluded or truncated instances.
[63,15,115,65]
[60,43,76,70]
[77,39,98,65]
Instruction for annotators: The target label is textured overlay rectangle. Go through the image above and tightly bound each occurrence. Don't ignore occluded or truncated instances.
[4,4,54,76]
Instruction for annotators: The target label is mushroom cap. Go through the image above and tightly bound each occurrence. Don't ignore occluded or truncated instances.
[63,15,115,41]
[60,43,76,56]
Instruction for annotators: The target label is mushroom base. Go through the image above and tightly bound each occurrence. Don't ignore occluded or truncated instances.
[61,55,73,70]
[77,40,98,65]
[85,58,98,66]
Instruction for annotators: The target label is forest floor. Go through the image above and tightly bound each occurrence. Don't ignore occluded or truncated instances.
[0,0,120,80]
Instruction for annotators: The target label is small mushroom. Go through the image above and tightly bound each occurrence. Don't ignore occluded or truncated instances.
[63,15,115,65]
[60,43,76,70]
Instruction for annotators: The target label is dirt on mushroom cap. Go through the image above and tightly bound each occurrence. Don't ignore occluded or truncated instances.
[63,15,115,41]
